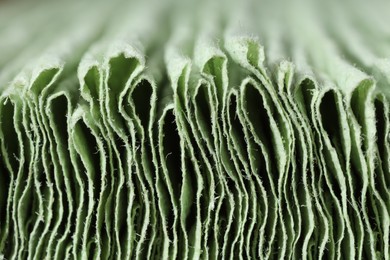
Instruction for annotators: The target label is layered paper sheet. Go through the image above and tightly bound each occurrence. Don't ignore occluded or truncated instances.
[0,0,389,259]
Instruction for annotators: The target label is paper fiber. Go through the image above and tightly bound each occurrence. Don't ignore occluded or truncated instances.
[0,0,389,259]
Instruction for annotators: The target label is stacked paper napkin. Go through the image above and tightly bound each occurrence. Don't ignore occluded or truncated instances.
[0,0,389,259]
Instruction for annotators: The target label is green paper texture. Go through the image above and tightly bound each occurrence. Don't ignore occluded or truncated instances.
[0,0,389,259]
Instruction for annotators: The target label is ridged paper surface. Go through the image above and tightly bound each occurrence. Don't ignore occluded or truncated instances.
[0,0,389,259]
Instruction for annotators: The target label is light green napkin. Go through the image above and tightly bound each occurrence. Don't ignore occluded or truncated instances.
[0,0,389,259]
